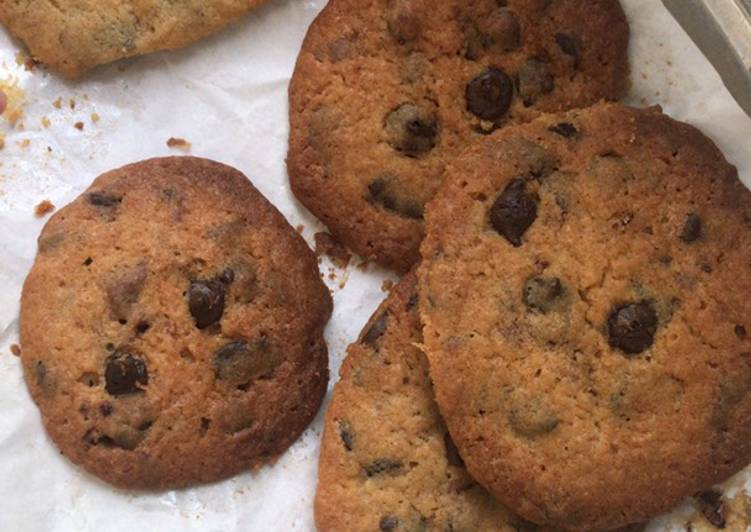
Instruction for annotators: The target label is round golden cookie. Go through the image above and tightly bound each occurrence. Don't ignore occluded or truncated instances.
[418,104,751,530]
[288,0,630,272]
[20,157,332,489]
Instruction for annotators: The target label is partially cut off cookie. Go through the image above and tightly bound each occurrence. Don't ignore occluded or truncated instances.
[418,103,751,530]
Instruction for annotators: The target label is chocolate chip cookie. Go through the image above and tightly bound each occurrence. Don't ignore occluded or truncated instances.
[418,103,751,530]
[288,0,630,272]
[0,0,268,78]
[20,157,332,489]
[316,273,535,531]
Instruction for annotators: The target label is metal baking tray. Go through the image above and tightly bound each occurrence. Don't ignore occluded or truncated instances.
[663,0,751,117]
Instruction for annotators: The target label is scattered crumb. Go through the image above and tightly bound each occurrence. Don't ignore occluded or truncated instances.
[10,344,20,357]
[91,112,100,123]
[0,134,5,150]
[167,137,191,151]
[357,259,371,272]
[685,488,751,531]
[0,78,25,126]
[35,199,55,217]
[295,224,305,234]
[69,98,76,109]
[17,138,30,148]
[74,121,84,130]
[52,97,62,109]
[328,271,336,281]
[314,232,351,269]
[15,52,38,71]
[381,279,394,292]
[41,116,51,128]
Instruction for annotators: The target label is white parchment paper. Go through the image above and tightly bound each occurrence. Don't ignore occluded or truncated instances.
[0,1,749,530]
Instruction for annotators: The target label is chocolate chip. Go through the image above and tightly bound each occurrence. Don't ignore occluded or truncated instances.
[214,338,282,387]
[555,33,580,69]
[508,399,560,438]
[365,458,403,477]
[466,68,514,121]
[367,176,424,220]
[135,321,150,334]
[88,192,122,207]
[523,276,565,314]
[443,432,465,468]
[35,360,47,387]
[100,403,113,417]
[339,420,354,451]
[106,263,148,322]
[549,122,579,139]
[695,490,727,529]
[735,325,747,340]
[188,278,227,329]
[490,179,539,246]
[361,312,389,347]
[680,213,703,243]
[380,516,399,531]
[518,58,554,105]
[386,0,420,43]
[607,301,658,355]
[385,103,439,157]
[105,351,148,396]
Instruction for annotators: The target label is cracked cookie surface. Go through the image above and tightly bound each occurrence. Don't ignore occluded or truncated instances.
[418,103,751,531]
[288,0,630,272]
[20,157,332,489]
[0,0,268,78]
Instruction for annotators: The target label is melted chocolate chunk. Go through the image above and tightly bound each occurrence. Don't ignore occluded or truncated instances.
[523,276,565,314]
[385,103,439,157]
[466,68,514,121]
[489,179,539,246]
[339,420,355,451]
[361,312,389,347]
[188,275,229,329]
[549,122,579,139]
[555,33,580,69]
[88,192,122,207]
[105,351,148,396]
[367,176,424,220]
[214,338,281,387]
[607,301,658,355]
[365,458,403,477]
[517,58,554,105]
[379,516,400,531]
[680,213,703,243]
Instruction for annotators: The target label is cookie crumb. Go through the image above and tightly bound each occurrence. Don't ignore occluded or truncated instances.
[0,90,7,115]
[69,98,76,110]
[167,137,191,151]
[74,121,84,130]
[314,232,351,269]
[381,279,394,292]
[41,117,51,128]
[296,224,305,234]
[0,134,5,150]
[91,112,100,123]
[52,97,62,109]
[18,138,30,148]
[35,200,55,217]
[10,344,21,357]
